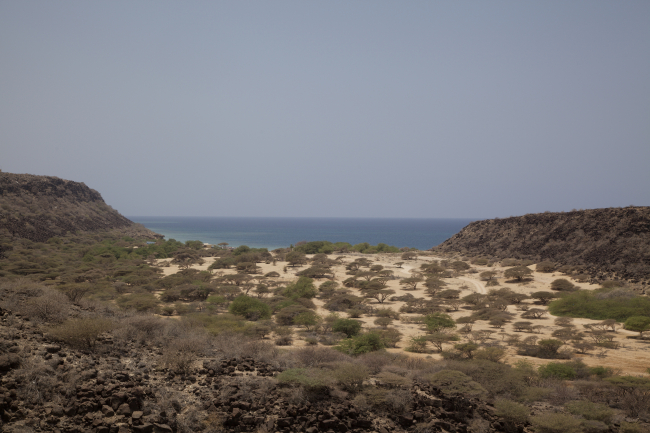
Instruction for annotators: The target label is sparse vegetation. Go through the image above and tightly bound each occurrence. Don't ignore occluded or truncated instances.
[1,175,649,432]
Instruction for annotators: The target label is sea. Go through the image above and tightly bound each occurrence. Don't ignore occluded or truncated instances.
[128,217,474,251]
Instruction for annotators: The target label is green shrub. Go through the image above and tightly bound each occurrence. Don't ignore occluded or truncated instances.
[443,359,527,399]
[588,366,614,379]
[530,413,582,433]
[228,295,271,320]
[624,316,650,336]
[550,278,577,291]
[294,311,322,330]
[116,292,160,313]
[49,317,113,350]
[537,339,565,359]
[277,368,333,391]
[474,346,507,363]
[536,261,556,272]
[620,421,645,433]
[423,312,456,333]
[405,336,429,353]
[336,332,385,356]
[425,370,487,398]
[565,400,614,424]
[494,399,529,432]
[189,313,251,335]
[549,289,650,322]
[332,318,362,337]
[538,362,576,380]
[283,277,318,299]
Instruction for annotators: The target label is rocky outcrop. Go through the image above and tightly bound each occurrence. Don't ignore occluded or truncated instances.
[434,207,650,282]
[0,172,160,241]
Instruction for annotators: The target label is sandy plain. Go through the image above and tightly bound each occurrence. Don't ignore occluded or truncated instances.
[157,252,650,376]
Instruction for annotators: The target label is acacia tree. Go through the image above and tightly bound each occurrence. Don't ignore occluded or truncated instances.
[504,266,533,281]
[424,313,456,333]
[400,277,423,290]
[365,289,395,304]
[624,316,650,337]
[449,261,470,274]
[479,271,497,281]
[285,251,307,267]
[550,279,576,291]
[531,291,556,305]
[401,252,417,260]
[426,331,459,352]
[172,250,204,270]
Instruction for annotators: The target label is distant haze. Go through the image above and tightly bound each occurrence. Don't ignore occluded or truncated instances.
[1,1,648,219]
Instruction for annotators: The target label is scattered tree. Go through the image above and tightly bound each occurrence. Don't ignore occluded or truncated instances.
[504,266,533,281]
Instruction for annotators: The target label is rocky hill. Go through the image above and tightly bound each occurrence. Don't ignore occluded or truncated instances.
[0,172,160,242]
[434,207,650,283]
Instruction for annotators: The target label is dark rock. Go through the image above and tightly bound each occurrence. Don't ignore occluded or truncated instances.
[0,354,21,372]
[153,424,173,433]
[45,345,61,353]
[133,424,154,433]
[51,405,64,417]
[116,403,132,416]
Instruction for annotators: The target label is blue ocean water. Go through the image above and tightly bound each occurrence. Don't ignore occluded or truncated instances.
[128,217,474,251]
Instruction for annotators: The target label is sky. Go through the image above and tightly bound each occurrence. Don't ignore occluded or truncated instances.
[1,1,649,219]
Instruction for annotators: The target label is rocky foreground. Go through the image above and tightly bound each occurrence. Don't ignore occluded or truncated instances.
[0,306,506,433]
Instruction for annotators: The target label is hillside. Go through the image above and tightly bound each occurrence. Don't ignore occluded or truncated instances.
[0,172,160,242]
[433,207,650,283]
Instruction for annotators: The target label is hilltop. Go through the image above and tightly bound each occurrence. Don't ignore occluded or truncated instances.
[433,207,650,283]
[0,172,160,243]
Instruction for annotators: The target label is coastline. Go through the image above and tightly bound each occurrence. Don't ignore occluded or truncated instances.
[127,216,475,250]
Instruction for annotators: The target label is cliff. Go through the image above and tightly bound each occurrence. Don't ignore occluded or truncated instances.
[0,172,161,242]
[434,207,650,282]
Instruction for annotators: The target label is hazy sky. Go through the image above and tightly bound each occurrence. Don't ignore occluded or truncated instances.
[1,1,649,219]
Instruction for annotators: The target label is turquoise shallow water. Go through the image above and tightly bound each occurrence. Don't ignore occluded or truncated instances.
[128,217,474,251]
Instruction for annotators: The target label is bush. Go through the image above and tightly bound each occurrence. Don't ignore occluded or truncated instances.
[537,339,565,359]
[49,317,113,350]
[332,318,362,337]
[275,304,310,326]
[530,413,582,433]
[549,289,650,322]
[161,340,203,374]
[442,359,527,399]
[24,289,70,323]
[228,295,271,320]
[277,368,333,391]
[536,261,556,272]
[494,399,529,432]
[283,277,318,299]
[624,316,650,336]
[550,278,577,291]
[332,362,369,393]
[116,292,160,313]
[424,370,487,398]
[620,422,646,433]
[190,313,251,335]
[423,312,455,333]
[565,400,614,424]
[336,332,385,356]
[538,362,576,380]
[294,311,322,330]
